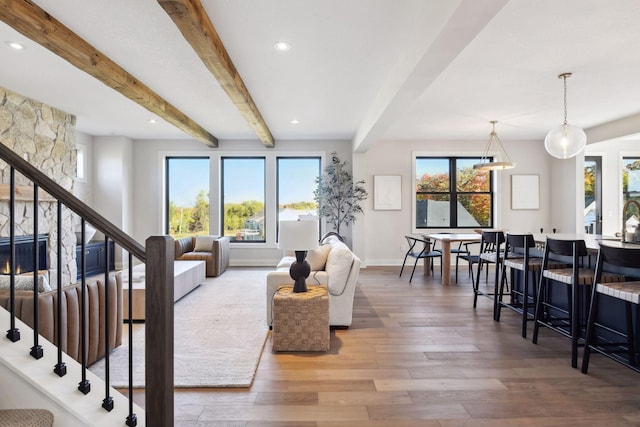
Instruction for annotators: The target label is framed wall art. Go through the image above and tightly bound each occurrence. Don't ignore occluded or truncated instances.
[374,175,402,210]
[511,174,539,210]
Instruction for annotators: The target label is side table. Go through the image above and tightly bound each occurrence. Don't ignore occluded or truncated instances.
[272,285,330,352]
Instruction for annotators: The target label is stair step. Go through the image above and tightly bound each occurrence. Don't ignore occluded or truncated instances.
[0,409,53,427]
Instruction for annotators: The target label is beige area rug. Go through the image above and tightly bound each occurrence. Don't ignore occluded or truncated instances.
[90,268,269,388]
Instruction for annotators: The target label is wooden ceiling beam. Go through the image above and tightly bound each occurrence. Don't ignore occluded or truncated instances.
[0,0,218,148]
[158,0,275,148]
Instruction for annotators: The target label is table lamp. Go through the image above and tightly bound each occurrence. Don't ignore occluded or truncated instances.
[278,219,319,292]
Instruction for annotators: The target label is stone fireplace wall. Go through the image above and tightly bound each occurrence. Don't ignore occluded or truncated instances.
[0,85,78,288]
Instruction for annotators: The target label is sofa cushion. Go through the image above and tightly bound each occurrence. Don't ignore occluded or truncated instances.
[276,256,295,270]
[0,274,51,292]
[194,235,216,252]
[325,241,354,295]
[307,244,331,271]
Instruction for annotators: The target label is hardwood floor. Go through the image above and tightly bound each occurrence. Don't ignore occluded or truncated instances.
[134,266,640,426]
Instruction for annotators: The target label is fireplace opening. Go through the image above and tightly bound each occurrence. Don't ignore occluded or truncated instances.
[0,234,48,275]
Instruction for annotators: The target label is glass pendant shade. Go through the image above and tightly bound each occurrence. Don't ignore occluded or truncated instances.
[545,72,586,159]
[544,123,586,159]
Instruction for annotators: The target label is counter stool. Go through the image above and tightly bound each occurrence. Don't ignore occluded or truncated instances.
[582,243,640,374]
[473,230,505,320]
[497,233,540,338]
[532,238,624,368]
[498,234,568,338]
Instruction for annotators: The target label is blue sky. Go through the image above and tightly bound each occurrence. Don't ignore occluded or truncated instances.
[168,157,321,207]
[277,158,320,205]
[168,157,209,206]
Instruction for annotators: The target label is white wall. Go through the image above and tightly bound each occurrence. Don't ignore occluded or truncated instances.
[92,136,134,268]
[356,138,552,266]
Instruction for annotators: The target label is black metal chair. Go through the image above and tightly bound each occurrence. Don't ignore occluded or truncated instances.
[473,230,505,319]
[399,236,442,283]
[582,243,640,374]
[532,238,624,368]
[457,241,481,285]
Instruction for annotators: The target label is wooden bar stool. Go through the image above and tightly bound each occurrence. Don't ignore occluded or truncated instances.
[473,230,505,320]
[532,238,624,368]
[582,243,640,374]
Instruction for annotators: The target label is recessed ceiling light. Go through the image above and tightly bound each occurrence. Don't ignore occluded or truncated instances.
[148,119,157,124]
[290,119,299,124]
[5,41,24,50]
[273,41,291,51]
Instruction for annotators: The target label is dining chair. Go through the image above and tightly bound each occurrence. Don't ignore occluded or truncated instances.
[582,243,640,374]
[399,236,442,283]
[456,241,481,285]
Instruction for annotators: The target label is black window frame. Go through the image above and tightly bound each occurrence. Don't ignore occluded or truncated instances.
[415,156,494,229]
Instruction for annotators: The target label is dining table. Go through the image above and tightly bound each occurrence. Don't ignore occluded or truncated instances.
[423,232,482,285]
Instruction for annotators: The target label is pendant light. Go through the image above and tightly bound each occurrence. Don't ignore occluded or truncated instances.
[473,120,515,171]
[544,72,586,159]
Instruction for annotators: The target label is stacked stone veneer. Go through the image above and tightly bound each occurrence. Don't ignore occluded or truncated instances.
[0,86,77,288]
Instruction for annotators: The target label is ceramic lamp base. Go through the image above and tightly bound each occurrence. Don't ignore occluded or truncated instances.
[289,250,311,292]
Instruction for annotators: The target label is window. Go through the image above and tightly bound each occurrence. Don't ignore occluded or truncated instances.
[222,157,265,242]
[277,156,320,220]
[165,157,210,237]
[276,157,321,239]
[76,144,86,182]
[415,157,493,229]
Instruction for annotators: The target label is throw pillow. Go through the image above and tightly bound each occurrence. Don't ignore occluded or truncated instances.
[325,242,353,295]
[306,244,331,271]
[194,235,216,252]
[0,275,52,292]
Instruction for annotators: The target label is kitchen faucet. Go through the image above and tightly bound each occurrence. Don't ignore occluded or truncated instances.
[621,199,640,242]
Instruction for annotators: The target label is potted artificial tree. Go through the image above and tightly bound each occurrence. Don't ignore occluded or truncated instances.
[314,152,368,241]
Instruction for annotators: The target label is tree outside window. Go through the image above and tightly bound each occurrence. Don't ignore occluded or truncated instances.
[166,157,210,238]
[415,157,493,229]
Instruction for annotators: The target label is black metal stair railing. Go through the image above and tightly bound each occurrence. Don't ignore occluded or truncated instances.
[0,141,173,427]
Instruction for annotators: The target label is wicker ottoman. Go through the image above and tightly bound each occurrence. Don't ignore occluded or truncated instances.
[272,285,330,352]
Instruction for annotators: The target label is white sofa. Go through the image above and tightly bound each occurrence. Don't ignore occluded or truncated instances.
[266,234,361,328]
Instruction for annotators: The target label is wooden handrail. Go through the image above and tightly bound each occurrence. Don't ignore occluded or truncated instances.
[0,143,145,261]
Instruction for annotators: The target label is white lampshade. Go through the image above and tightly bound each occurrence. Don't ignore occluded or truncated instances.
[278,220,319,251]
[544,123,586,159]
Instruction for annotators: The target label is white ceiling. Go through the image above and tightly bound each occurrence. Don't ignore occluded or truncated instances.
[1,0,640,149]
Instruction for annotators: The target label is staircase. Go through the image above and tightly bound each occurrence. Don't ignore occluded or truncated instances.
[0,143,174,426]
